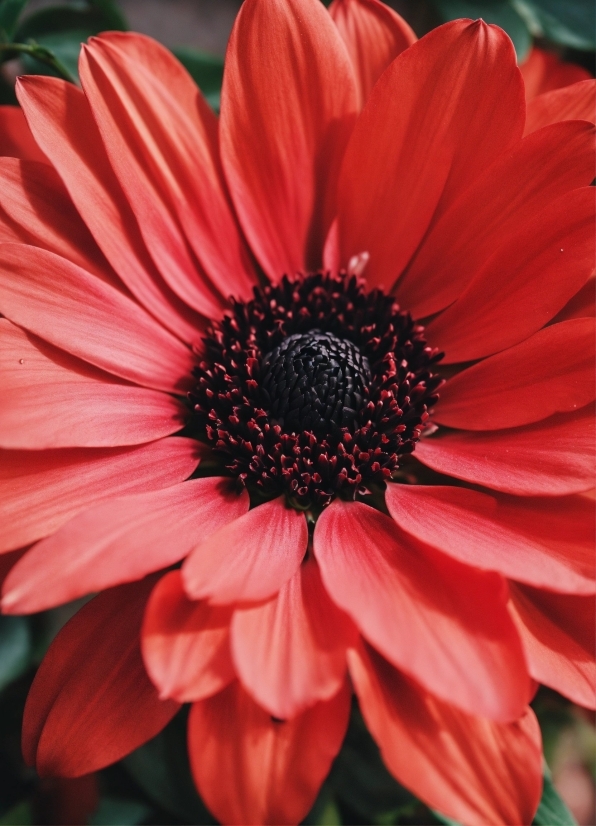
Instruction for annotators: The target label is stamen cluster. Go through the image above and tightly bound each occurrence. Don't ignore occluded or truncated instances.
[191,273,443,508]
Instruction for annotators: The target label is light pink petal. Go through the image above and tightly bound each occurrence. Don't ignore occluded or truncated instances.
[417,406,595,496]
[385,484,595,595]
[142,570,235,703]
[188,680,351,825]
[220,0,358,281]
[435,318,595,430]
[231,557,355,719]
[349,642,543,826]
[2,477,247,613]
[509,584,595,710]
[182,497,308,605]
[315,500,530,721]
[0,243,194,394]
[80,33,255,304]
[426,187,595,363]
[0,437,200,553]
[16,76,206,343]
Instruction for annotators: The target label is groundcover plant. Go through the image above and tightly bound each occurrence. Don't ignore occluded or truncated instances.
[0,0,594,823]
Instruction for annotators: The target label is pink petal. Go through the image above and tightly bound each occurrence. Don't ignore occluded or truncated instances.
[220,0,358,280]
[337,19,524,290]
[397,121,595,318]
[0,243,194,394]
[188,680,351,825]
[385,484,595,595]
[23,578,179,776]
[314,500,530,721]
[435,318,595,430]
[16,76,206,343]
[509,584,595,710]
[2,477,246,614]
[0,437,200,553]
[231,557,355,718]
[80,33,255,304]
[0,320,187,450]
[182,497,308,606]
[417,406,595,496]
[142,570,235,703]
[349,642,543,826]
[426,187,595,363]
[329,0,415,108]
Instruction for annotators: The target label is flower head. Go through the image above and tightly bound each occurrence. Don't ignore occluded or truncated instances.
[0,0,594,824]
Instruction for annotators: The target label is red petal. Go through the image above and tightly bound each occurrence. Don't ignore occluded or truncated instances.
[182,497,308,605]
[510,584,595,710]
[0,437,200,553]
[0,158,109,280]
[385,484,595,595]
[0,105,47,162]
[314,500,529,721]
[2,477,247,614]
[231,557,355,719]
[0,243,194,394]
[521,48,591,101]
[80,33,255,304]
[23,578,180,776]
[349,642,542,826]
[329,0,415,107]
[220,0,358,280]
[142,570,235,703]
[337,19,524,290]
[525,80,596,134]
[0,320,187,450]
[553,278,595,323]
[397,121,595,318]
[426,187,595,363]
[435,318,595,430]
[417,406,595,496]
[16,77,205,344]
[188,680,351,825]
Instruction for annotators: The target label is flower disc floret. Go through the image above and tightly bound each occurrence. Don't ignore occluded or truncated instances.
[191,272,443,507]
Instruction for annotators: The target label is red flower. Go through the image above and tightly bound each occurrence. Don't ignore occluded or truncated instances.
[0,0,594,823]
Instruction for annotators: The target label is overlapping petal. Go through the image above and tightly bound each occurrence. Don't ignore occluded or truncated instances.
[231,557,355,719]
[525,79,596,134]
[510,585,596,709]
[385,484,595,594]
[220,0,358,280]
[183,497,308,605]
[329,0,415,107]
[23,578,180,777]
[2,477,247,613]
[416,406,595,496]
[188,680,351,825]
[349,642,543,826]
[0,438,200,553]
[315,500,530,721]
[142,570,235,703]
[337,19,524,290]
[0,105,47,162]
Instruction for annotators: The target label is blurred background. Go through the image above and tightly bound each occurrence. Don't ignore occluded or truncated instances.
[0,1,594,824]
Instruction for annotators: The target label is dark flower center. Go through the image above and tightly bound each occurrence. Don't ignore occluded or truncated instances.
[190,272,443,509]
[261,330,371,435]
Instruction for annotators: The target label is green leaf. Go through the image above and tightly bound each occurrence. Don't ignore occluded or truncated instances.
[514,0,595,50]
[89,0,128,31]
[0,0,27,40]
[0,616,31,692]
[123,710,212,824]
[89,797,150,826]
[432,0,532,60]
[0,801,32,826]
[533,768,577,826]
[173,46,224,111]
